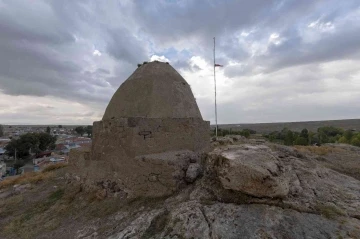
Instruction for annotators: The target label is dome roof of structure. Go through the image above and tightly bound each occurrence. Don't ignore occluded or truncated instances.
[102,61,203,120]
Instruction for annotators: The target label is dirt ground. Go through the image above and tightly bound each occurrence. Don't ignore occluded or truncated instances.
[0,165,167,239]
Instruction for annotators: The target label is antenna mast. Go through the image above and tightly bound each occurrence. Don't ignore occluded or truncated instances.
[213,37,218,137]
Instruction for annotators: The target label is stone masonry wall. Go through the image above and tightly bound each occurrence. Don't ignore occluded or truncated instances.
[91,117,210,160]
[67,117,209,198]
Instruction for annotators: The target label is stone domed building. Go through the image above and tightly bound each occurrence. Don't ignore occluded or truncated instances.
[103,61,203,120]
[72,61,209,198]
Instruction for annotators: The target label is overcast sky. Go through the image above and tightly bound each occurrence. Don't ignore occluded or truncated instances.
[0,0,359,125]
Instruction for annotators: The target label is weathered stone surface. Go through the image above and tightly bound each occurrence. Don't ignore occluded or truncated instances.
[103,61,202,120]
[108,209,165,239]
[203,203,351,239]
[69,149,203,198]
[215,145,290,198]
[106,202,359,239]
[91,117,209,158]
[185,163,202,183]
[161,201,210,239]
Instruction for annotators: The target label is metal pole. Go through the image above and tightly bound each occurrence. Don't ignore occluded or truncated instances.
[213,37,218,137]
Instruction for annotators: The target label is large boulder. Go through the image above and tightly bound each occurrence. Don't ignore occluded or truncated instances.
[215,145,290,198]
[69,148,203,198]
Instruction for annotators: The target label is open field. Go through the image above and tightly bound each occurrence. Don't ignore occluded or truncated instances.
[215,118,360,134]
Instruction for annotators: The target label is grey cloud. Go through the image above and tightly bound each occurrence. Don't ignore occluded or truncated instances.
[215,94,360,124]
[0,0,143,110]
[262,26,360,73]
[133,0,274,43]
[224,64,255,78]
[132,0,360,77]
[131,0,322,63]
[106,62,138,87]
[172,60,204,73]
[0,0,359,124]
[0,1,76,45]
[96,68,110,75]
[106,29,149,64]
[172,60,190,71]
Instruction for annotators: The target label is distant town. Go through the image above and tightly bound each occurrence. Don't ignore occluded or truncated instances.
[0,125,91,179]
[1,119,360,181]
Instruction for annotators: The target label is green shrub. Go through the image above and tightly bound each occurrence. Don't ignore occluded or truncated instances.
[294,137,308,146]
[351,137,360,147]
[338,136,348,144]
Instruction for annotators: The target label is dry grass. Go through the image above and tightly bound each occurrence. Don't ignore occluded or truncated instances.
[0,162,68,189]
[3,189,65,239]
[42,162,68,172]
[294,146,344,156]
[0,194,24,218]
[315,203,346,220]
[0,172,53,189]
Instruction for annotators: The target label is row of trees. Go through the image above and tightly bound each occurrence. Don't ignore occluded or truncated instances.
[264,126,360,147]
[213,128,256,138]
[4,132,57,159]
[44,125,65,134]
[74,125,93,137]
[338,130,360,146]
[44,125,92,137]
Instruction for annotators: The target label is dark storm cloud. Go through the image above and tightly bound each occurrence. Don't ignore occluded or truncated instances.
[262,26,360,73]
[106,29,148,64]
[0,0,141,107]
[0,0,359,124]
[0,1,75,45]
[131,0,322,62]
[133,0,274,42]
[131,0,360,75]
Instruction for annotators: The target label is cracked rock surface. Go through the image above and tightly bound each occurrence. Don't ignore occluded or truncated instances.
[104,143,360,239]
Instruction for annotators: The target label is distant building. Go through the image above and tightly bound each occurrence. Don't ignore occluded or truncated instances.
[0,147,5,155]
[36,151,52,158]
[34,165,40,172]
[63,143,81,154]
[0,162,6,178]
[55,137,91,154]
[19,164,35,174]
[50,157,65,163]
[55,143,67,152]
[58,137,92,145]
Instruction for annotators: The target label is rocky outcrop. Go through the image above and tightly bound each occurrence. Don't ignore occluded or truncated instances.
[214,145,290,198]
[103,143,360,239]
[67,143,360,238]
[108,201,359,239]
